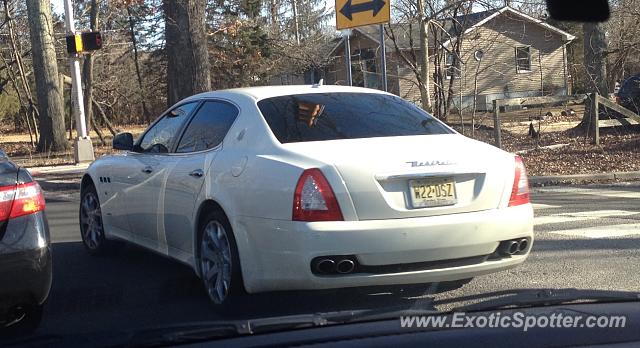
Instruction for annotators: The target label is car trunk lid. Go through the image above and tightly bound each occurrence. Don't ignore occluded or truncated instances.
[282,134,512,220]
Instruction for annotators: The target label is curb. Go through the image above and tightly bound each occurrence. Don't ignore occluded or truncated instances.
[529,171,640,185]
[27,164,90,177]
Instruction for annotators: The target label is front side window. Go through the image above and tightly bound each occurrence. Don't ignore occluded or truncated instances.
[515,46,531,72]
[257,93,453,144]
[176,101,239,153]
[138,102,198,153]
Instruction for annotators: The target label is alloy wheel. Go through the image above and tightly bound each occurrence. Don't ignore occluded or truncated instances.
[80,191,104,250]
[200,220,233,304]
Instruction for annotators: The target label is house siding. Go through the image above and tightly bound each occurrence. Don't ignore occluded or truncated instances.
[450,13,568,109]
[325,10,570,111]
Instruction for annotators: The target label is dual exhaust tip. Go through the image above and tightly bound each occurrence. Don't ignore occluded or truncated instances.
[312,257,356,275]
[499,238,530,256]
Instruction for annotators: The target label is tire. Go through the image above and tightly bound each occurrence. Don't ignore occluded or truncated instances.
[79,183,114,255]
[198,210,245,309]
[2,303,43,337]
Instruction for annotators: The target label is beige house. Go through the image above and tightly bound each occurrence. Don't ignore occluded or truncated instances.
[325,6,575,111]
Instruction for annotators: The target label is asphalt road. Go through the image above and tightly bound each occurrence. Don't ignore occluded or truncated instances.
[11,178,640,342]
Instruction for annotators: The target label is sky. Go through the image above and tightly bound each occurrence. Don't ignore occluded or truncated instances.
[51,0,64,14]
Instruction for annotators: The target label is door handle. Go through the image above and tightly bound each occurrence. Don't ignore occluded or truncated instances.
[189,169,204,178]
[141,166,153,174]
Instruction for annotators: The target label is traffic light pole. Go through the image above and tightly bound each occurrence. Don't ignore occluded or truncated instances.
[63,0,94,163]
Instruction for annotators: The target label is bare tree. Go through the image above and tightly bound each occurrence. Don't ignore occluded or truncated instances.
[580,22,608,133]
[2,0,39,144]
[163,0,211,107]
[417,0,431,111]
[25,0,68,151]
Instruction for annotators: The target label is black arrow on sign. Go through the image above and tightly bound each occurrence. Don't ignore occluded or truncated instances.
[340,0,386,20]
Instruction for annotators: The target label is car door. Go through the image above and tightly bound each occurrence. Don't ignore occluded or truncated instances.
[161,100,239,258]
[114,102,199,248]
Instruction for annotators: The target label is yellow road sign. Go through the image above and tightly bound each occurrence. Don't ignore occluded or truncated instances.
[336,0,390,30]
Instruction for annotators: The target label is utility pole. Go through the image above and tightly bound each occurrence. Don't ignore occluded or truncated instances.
[63,0,94,163]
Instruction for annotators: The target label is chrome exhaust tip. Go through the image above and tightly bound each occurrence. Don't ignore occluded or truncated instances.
[500,240,520,255]
[315,259,336,274]
[518,238,529,252]
[336,259,356,274]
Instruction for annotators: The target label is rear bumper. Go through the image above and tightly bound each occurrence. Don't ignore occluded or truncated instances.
[0,212,52,316]
[234,204,534,293]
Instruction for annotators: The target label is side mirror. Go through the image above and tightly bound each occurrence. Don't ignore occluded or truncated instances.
[113,132,134,151]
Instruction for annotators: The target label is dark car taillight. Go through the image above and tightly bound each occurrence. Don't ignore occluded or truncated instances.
[0,182,45,222]
[293,168,343,222]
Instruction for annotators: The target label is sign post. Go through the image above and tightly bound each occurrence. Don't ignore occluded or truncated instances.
[336,0,390,91]
[63,0,94,163]
[343,30,353,86]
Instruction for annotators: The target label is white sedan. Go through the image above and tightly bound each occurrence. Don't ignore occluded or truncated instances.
[79,85,533,306]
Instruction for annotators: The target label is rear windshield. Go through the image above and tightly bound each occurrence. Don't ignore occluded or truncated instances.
[257,92,453,143]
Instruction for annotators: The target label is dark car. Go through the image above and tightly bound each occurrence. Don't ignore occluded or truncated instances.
[0,151,51,335]
[616,74,640,113]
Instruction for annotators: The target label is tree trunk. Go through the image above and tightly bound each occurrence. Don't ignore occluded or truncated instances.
[270,0,279,28]
[417,0,431,112]
[127,6,151,122]
[82,0,99,135]
[291,0,300,45]
[579,22,609,132]
[163,0,211,107]
[26,0,68,152]
[3,0,40,144]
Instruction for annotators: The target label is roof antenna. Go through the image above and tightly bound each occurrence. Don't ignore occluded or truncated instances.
[312,79,324,88]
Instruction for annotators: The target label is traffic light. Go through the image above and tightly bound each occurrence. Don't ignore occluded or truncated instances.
[66,31,103,54]
[81,32,102,51]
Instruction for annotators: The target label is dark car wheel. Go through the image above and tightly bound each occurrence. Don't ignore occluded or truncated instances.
[79,184,114,255]
[198,210,245,309]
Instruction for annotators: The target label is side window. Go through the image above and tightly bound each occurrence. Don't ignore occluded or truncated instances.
[138,102,198,153]
[445,52,461,79]
[176,101,239,153]
[515,46,531,73]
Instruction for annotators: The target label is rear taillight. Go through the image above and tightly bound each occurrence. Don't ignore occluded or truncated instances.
[508,156,530,207]
[0,185,16,221]
[293,168,343,222]
[0,182,45,222]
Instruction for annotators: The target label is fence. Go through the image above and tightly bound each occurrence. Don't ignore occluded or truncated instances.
[491,93,640,148]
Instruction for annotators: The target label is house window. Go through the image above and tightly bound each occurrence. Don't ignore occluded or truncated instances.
[352,48,379,88]
[445,52,460,79]
[515,46,531,73]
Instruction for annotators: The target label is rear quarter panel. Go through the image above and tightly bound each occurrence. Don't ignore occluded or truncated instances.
[192,96,355,279]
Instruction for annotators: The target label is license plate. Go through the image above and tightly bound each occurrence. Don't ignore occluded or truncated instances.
[408,177,457,208]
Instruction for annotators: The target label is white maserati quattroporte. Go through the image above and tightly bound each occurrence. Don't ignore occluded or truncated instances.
[79,85,533,306]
